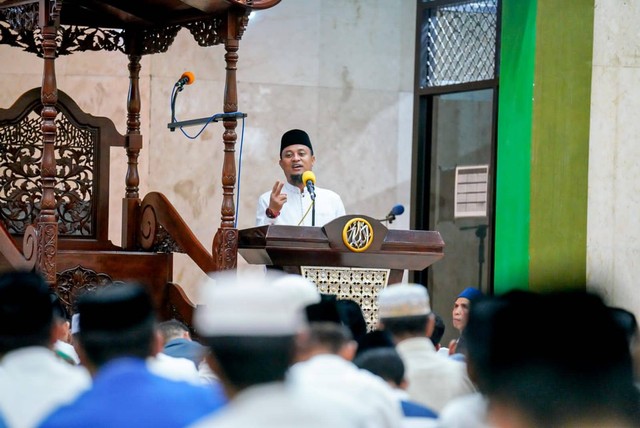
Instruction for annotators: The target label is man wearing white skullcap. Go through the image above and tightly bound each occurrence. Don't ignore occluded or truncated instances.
[191,272,366,428]
[377,284,475,413]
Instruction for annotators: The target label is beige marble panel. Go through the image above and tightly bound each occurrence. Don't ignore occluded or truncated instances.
[319,0,415,91]
[591,0,640,68]
[150,30,227,84]
[393,91,414,231]
[588,1,640,319]
[0,46,43,105]
[587,65,616,250]
[315,86,402,219]
[239,1,321,87]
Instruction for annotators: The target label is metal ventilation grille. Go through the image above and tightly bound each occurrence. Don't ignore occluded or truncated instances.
[419,1,498,88]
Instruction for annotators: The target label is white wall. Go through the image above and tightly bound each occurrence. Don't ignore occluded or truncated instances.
[588,0,640,318]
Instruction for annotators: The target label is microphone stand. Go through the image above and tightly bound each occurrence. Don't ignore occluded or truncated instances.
[312,202,315,226]
[460,224,488,288]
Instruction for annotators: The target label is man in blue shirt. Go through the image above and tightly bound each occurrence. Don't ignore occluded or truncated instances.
[40,283,226,428]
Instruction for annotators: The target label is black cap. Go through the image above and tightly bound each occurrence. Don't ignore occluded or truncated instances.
[0,271,52,338]
[305,294,341,324]
[356,330,395,356]
[78,283,154,333]
[280,129,313,156]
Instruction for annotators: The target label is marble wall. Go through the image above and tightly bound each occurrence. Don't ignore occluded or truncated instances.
[0,0,416,301]
[588,0,640,317]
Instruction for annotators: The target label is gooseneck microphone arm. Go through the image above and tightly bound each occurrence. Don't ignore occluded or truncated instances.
[379,204,405,224]
[170,72,195,131]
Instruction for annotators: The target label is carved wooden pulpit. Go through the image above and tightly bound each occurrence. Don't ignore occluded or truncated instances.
[0,0,282,325]
[239,215,445,329]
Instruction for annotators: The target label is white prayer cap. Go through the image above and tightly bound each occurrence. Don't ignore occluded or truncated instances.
[271,274,321,309]
[194,271,308,337]
[377,283,431,318]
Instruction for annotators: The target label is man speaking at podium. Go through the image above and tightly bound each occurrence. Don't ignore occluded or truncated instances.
[256,129,345,227]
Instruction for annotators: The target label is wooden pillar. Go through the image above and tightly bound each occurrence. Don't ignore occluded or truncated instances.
[36,0,60,283]
[211,11,244,271]
[122,47,143,249]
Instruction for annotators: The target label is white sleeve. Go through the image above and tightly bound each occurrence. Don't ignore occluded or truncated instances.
[255,192,275,226]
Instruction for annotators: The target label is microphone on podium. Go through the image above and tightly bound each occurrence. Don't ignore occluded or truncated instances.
[382,204,404,224]
[302,171,316,201]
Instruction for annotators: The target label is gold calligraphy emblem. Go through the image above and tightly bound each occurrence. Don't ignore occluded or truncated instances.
[342,218,374,252]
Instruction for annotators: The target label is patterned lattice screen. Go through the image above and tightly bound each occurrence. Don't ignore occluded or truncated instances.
[0,111,96,235]
[300,266,391,331]
[419,0,498,88]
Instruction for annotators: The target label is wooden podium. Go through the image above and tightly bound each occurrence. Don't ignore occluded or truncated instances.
[239,215,445,329]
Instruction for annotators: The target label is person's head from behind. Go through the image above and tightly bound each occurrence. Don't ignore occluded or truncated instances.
[76,282,156,373]
[297,322,357,362]
[452,287,483,333]
[279,129,315,186]
[194,271,308,398]
[336,299,368,344]
[377,283,434,342]
[0,270,53,355]
[465,290,640,428]
[157,319,191,344]
[353,347,406,390]
[304,294,367,351]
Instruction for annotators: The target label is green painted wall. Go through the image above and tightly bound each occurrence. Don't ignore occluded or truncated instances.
[493,0,537,294]
[528,0,593,292]
[494,0,593,294]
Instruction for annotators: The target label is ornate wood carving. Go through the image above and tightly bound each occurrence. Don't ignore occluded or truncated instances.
[0,19,228,57]
[36,221,57,283]
[212,227,238,271]
[138,199,184,253]
[0,109,96,236]
[152,225,184,254]
[185,18,223,47]
[56,265,120,315]
[22,224,38,266]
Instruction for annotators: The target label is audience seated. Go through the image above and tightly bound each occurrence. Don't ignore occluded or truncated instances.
[190,271,367,428]
[157,319,207,369]
[353,347,438,428]
[377,283,475,412]
[465,290,640,428]
[39,283,226,428]
[0,270,91,428]
[8,264,633,428]
[290,321,403,428]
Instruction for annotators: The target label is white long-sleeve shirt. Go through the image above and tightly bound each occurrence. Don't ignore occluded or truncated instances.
[256,182,345,227]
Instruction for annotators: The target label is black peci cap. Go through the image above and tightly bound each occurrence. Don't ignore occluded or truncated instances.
[280,129,313,156]
[78,283,155,333]
[0,271,52,338]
